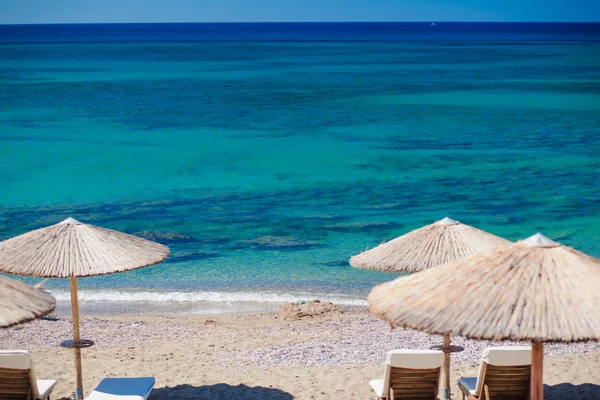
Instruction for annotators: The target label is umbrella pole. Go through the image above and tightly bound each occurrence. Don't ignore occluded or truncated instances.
[442,333,451,400]
[531,341,543,400]
[70,277,84,400]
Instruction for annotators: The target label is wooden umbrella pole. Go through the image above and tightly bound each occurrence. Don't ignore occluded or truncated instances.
[70,277,84,400]
[531,342,544,400]
[442,333,451,400]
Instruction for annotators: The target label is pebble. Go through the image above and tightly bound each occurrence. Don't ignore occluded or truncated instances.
[3,311,598,371]
[227,315,600,368]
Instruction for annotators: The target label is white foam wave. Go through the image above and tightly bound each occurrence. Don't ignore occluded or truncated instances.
[49,289,368,306]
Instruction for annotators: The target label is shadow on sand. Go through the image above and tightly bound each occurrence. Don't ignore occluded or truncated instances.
[149,383,293,400]
[545,383,600,399]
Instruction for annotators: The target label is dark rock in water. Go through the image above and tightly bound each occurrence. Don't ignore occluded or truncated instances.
[322,221,398,233]
[276,300,342,321]
[240,236,324,251]
[164,251,221,263]
[319,260,349,267]
[300,214,349,222]
[134,230,195,244]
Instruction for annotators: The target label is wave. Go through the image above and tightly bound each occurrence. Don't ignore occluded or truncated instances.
[49,289,368,306]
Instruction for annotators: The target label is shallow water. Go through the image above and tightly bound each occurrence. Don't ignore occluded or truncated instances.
[1,23,599,307]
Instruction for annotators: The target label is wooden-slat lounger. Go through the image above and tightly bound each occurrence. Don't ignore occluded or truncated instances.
[370,349,444,399]
[458,347,531,400]
[0,350,56,400]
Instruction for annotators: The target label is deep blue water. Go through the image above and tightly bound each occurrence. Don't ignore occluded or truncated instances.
[0,23,599,307]
[2,22,600,43]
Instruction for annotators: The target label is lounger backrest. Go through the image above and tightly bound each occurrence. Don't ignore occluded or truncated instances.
[383,350,444,399]
[0,350,39,399]
[474,346,532,399]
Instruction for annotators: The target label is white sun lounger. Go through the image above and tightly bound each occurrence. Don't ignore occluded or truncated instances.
[0,350,57,400]
[457,346,531,400]
[86,377,155,400]
[370,349,444,400]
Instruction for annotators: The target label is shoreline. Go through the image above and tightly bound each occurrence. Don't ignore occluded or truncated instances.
[49,289,369,316]
[3,308,599,399]
[54,299,285,316]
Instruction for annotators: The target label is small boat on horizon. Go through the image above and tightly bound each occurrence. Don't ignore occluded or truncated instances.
[430,22,436,26]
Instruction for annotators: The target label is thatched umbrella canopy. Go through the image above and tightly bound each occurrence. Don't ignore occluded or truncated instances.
[369,233,600,400]
[350,217,511,273]
[0,217,169,277]
[0,275,56,328]
[350,217,510,399]
[0,217,169,399]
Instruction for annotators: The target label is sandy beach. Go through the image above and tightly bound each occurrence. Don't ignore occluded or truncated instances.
[2,307,599,399]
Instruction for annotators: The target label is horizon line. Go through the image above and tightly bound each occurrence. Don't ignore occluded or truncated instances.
[2,20,600,26]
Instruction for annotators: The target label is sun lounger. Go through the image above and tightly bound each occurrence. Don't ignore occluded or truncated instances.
[457,346,531,400]
[370,349,444,400]
[0,350,57,400]
[86,377,155,400]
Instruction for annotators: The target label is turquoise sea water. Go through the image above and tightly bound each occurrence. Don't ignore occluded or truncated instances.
[1,23,600,308]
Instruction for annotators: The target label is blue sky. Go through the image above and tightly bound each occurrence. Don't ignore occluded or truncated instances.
[0,0,599,24]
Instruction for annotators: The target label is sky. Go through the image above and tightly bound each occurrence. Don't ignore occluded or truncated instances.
[0,0,599,24]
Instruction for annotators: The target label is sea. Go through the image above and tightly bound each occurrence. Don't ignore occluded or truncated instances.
[1,22,599,314]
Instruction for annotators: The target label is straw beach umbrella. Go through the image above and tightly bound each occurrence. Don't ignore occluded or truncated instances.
[369,233,600,400]
[350,217,510,399]
[0,275,56,328]
[350,217,511,273]
[0,218,169,399]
